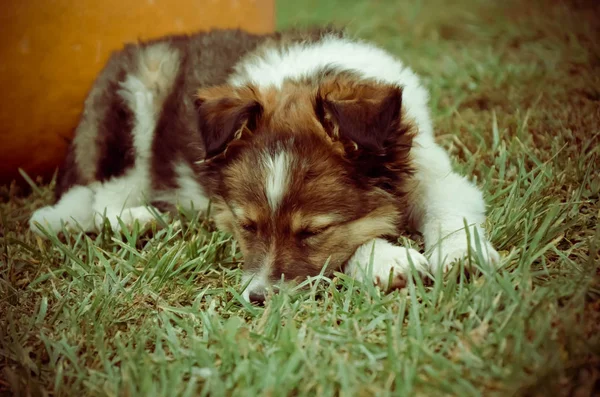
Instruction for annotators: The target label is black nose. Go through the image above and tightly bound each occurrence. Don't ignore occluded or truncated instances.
[248,292,265,305]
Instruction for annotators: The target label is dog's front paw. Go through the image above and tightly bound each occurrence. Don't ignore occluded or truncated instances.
[30,205,94,236]
[428,230,500,273]
[29,186,95,236]
[29,206,63,235]
[345,238,429,290]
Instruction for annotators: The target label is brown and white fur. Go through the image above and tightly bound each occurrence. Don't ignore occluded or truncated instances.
[29,28,499,303]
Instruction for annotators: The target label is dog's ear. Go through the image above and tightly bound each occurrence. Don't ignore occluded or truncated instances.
[315,78,404,155]
[196,85,263,159]
[315,77,414,192]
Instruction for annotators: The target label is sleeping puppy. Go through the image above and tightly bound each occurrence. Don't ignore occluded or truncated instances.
[29,28,499,303]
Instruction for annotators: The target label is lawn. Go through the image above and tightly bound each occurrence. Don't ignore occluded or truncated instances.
[1,0,599,395]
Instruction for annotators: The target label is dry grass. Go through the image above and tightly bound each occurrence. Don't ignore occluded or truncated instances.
[1,0,599,395]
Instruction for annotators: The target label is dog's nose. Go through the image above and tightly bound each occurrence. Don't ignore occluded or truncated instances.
[248,292,266,305]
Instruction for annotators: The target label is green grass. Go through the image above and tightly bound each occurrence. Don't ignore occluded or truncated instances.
[2,0,600,395]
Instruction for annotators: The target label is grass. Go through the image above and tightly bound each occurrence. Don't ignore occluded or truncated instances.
[1,0,599,395]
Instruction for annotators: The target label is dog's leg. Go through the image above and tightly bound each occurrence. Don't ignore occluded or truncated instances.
[407,141,499,273]
[345,238,429,290]
[93,76,162,232]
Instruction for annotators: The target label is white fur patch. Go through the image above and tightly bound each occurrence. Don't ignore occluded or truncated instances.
[136,44,181,114]
[117,76,156,162]
[231,206,245,218]
[29,185,96,235]
[173,162,210,212]
[264,151,290,212]
[345,238,429,290]
[241,265,271,302]
[307,214,341,229]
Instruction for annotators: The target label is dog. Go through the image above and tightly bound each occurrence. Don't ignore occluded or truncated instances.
[29,28,500,303]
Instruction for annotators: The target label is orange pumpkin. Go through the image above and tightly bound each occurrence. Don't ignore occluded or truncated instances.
[0,0,274,185]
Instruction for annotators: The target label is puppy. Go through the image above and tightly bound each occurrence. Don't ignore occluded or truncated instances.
[29,28,500,303]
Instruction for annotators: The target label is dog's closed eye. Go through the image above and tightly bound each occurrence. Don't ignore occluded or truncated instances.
[297,227,328,240]
[294,214,346,240]
[241,222,257,233]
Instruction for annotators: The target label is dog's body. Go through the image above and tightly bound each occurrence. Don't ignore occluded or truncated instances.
[30,28,499,302]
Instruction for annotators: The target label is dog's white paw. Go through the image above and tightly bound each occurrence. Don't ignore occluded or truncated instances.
[29,206,63,235]
[30,206,94,236]
[345,238,429,290]
[428,230,500,273]
[94,206,161,233]
[29,186,95,237]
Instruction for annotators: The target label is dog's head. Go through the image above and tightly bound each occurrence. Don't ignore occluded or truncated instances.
[196,76,415,301]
